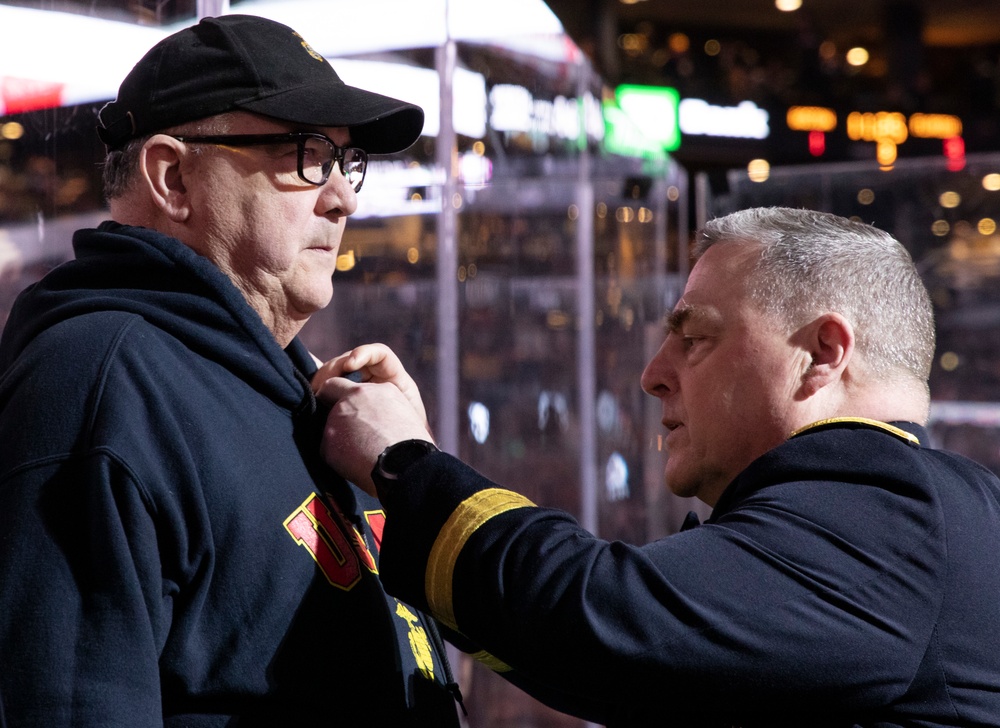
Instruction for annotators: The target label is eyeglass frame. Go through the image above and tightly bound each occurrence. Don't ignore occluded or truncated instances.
[169,132,369,192]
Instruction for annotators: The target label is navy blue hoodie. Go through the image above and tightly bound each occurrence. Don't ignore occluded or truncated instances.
[0,222,460,727]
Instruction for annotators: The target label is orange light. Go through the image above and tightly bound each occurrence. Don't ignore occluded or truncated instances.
[847,111,908,144]
[909,113,962,139]
[787,106,837,132]
[747,158,771,182]
[668,33,690,54]
[876,140,897,167]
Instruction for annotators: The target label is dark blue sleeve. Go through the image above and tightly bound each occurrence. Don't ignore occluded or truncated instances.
[0,453,167,727]
[378,452,945,725]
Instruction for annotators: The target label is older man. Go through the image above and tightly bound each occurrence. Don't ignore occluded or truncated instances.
[0,15,462,727]
[316,207,1000,727]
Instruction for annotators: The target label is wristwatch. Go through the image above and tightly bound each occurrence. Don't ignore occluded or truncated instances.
[372,439,439,497]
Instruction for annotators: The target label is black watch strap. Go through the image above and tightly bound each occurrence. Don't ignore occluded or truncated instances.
[372,439,439,496]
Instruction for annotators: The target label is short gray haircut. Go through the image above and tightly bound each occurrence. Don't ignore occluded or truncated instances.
[101,134,151,200]
[696,207,935,383]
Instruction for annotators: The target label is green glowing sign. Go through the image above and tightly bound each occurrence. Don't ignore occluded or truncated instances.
[607,85,681,154]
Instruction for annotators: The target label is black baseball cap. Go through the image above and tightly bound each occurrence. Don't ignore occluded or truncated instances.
[97,14,425,154]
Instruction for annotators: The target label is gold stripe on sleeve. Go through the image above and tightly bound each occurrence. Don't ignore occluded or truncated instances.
[425,488,536,630]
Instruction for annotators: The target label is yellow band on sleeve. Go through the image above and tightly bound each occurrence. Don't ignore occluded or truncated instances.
[425,488,535,630]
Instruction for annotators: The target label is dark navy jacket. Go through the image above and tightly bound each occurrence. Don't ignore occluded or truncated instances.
[0,222,459,727]
[376,418,1000,727]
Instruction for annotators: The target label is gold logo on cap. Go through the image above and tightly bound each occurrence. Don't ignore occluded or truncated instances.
[293,32,325,62]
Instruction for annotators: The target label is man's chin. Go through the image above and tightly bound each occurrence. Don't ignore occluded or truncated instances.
[664,464,700,500]
[295,285,334,315]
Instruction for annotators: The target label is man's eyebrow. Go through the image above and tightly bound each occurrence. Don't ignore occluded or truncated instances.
[666,304,720,333]
[666,305,693,333]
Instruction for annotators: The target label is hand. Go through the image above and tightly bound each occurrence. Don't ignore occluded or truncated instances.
[312,343,427,425]
[314,346,434,496]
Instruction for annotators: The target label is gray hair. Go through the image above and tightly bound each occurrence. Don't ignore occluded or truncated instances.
[696,207,935,384]
[101,135,151,200]
[101,113,236,201]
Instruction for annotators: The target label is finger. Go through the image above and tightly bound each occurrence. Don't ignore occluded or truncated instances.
[311,351,356,392]
[315,373,357,405]
[312,344,398,393]
[343,343,402,381]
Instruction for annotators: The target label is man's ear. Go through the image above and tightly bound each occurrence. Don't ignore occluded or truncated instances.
[798,312,855,398]
[139,135,191,223]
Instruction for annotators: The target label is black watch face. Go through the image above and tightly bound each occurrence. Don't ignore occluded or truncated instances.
[383,440,435,477]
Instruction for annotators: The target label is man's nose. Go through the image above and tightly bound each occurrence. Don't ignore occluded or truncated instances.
[318,168,359,218]
[640,342,677,397]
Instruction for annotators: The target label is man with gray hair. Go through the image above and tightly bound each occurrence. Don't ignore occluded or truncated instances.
[315,206,1000,726]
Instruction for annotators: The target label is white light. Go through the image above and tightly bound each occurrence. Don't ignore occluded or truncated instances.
[846,47,869,67]
[679,98,770,139]
[468,401,490,444]
[490,84,536,133]
[235,0,446,53]
[449,0,564,41]
[0,236,23,279]
[1,0,566,113]
[605,452,629,501]
[489,85,601,142]
[459,151,493,187]
[333,59,487,140]
[352,159,439,220]
[228,0,565,54]
[0,6,167,111]
[596,390,619,433]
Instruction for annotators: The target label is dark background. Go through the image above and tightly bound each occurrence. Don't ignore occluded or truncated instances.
[544,0,1000,178]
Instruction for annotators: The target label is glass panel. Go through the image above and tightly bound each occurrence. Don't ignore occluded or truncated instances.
[1,0,201,328]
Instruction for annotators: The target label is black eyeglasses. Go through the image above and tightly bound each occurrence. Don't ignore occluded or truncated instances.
[171,132,368,192]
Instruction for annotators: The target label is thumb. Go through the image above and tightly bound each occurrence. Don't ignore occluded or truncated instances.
[315,374,357,407]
